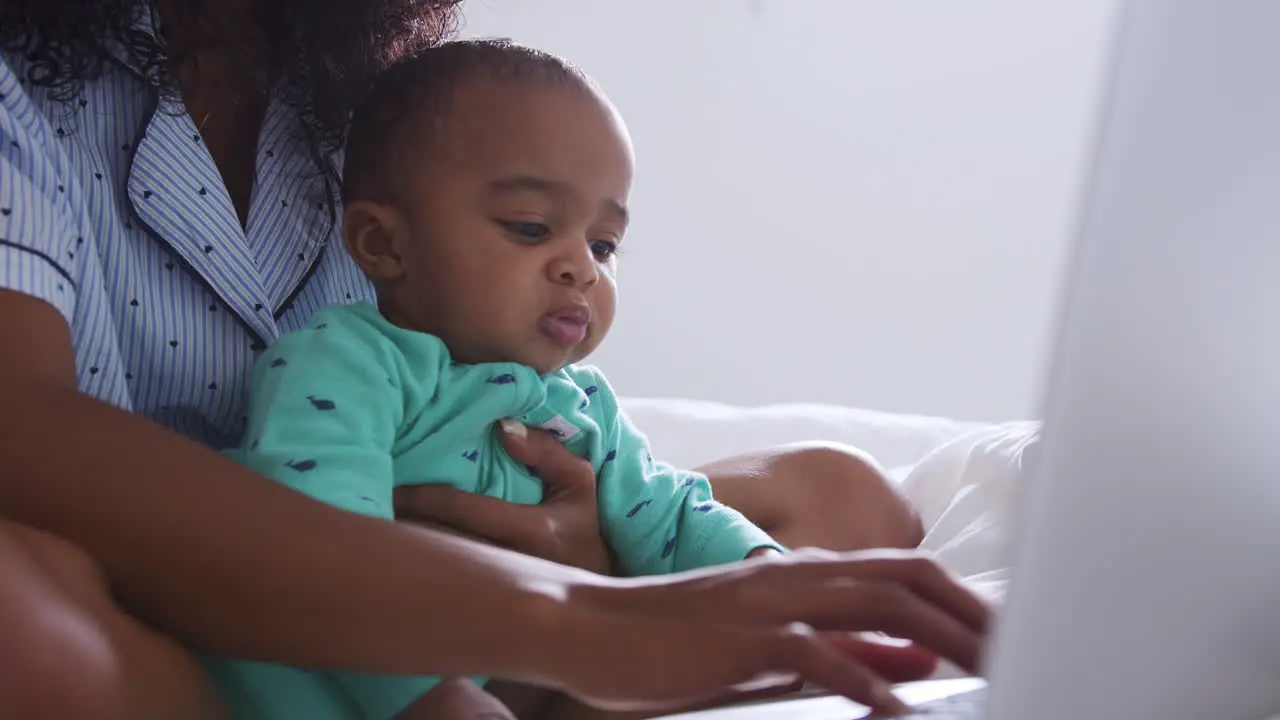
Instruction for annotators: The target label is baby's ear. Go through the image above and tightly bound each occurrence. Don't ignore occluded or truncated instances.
[342,201,408,280]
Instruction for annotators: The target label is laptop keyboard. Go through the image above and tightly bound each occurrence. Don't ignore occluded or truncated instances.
[895,687,986,718]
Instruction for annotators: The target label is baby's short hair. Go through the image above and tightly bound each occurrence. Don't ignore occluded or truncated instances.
[342,38,592,205]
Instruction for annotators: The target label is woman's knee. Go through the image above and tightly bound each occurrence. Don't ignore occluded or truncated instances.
[0,521,131,718]
[703,442,923,552]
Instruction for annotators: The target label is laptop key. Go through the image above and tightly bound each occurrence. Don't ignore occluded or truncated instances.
[891,687,986,718]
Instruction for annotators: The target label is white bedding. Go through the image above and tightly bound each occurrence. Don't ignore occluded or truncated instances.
[621,396,1040,598]
[620,397,995,476]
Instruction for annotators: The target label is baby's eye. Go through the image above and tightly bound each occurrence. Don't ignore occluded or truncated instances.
[501,221,551,242]
[590,239,619,260]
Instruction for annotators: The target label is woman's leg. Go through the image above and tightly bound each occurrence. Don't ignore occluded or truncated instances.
[700,441,924,552]
[0,520,225,719]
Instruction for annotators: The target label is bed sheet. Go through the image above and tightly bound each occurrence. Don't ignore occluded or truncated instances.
[619,397,994,475]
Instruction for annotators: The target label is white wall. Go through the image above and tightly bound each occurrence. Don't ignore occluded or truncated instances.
[458,0,1117,421]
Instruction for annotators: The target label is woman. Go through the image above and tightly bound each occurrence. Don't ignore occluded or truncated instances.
[0,1,988,717]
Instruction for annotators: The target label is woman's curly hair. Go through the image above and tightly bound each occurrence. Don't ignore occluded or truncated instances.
[0,0,464,156]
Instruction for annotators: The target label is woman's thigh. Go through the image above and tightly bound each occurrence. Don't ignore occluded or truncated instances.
[0,520,225,719]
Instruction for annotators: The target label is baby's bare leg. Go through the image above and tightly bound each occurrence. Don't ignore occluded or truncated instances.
[702,441,923,551]
[394,678,518,720]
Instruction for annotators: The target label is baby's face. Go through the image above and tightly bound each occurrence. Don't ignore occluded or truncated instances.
[383,76,633,373]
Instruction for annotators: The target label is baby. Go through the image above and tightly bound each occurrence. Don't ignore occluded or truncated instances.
[202,39,785,719]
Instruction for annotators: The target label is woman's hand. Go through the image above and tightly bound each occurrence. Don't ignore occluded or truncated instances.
[394,420,613,575]
[548,549,989,716]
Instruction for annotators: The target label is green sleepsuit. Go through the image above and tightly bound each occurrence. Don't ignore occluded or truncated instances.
[202,302,782,719]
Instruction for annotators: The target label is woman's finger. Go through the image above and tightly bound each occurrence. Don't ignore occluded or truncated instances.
[729,552,986,674]
[764,625,911,716]
[842,551,991,637]
[778,549,992,636]
[392,485,538,548]
[496,420,595,498]
[781,579,983,674]
[820,633,939,683]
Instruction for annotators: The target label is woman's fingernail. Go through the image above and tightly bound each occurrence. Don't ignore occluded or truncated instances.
[862,631,912,647]
[499,419,527,439]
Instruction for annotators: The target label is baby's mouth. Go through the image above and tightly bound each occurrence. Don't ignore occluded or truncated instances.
[537,305,590,346]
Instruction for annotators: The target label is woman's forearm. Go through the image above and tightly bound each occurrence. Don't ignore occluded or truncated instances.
[0,381,606,680]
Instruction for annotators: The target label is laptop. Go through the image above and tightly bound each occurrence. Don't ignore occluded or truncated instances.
[660,1,1280,717]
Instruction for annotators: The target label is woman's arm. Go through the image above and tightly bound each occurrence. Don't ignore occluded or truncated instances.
[0,290,588,679]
